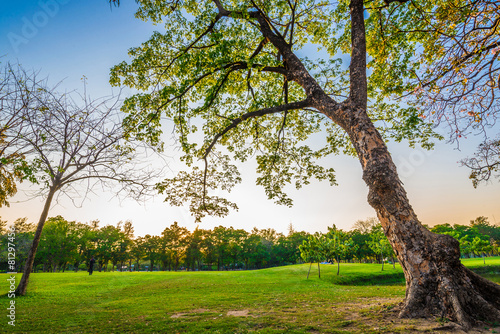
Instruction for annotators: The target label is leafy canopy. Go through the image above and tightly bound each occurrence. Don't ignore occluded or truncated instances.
[110,0,441,221]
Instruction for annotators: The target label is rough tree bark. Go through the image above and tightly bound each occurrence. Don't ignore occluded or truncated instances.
[344,99,500,328]
[344,90,500,328]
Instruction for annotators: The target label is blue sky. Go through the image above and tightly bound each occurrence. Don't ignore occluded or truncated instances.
[1,0,499,236]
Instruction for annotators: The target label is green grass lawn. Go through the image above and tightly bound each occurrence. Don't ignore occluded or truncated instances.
[1,257,499,333]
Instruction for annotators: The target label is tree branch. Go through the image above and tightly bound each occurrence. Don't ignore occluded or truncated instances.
[349,0,368,109]
[158,61,286,111]
[202,98,313,160]
[200,98,313,211]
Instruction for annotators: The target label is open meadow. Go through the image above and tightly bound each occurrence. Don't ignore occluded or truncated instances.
[2,258,499,333]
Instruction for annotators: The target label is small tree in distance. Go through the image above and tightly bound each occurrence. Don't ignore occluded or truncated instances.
[299,234,322,279]
[323,225,358,276]
[13,70,160,295]
[351,217,379,235]
[369,225,393,271]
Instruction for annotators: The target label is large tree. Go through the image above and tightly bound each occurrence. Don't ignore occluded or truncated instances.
[110,0,500,328]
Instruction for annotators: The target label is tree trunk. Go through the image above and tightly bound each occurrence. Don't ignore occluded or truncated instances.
[335,103,500,327]
[317,262,321,279]
[307,262,312,279]
[381,250,384,271]
[15,188,56,296]
[340,105,500,328]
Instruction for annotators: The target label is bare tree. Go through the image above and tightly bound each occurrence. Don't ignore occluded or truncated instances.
[13,76,159,295]
[351,217,379,234]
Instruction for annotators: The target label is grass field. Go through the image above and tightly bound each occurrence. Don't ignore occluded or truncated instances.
[1,257,499,333]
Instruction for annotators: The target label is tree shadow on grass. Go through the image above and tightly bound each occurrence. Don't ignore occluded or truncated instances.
[324,271,405,286]
[323,264,500,286]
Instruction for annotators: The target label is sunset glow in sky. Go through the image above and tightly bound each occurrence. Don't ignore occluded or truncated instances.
[1,0,499,236]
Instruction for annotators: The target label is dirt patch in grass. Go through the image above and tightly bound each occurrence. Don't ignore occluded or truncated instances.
[172,309,254,319]
[340,297,399,320]
[227,309,251,317]
[171,308,211,318]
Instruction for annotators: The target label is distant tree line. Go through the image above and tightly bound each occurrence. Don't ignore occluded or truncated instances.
[1,216,499,273]
[428,216,500,264]
[298,216,500,278]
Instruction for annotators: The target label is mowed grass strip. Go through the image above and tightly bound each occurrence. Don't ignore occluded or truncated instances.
[1,257,499,333]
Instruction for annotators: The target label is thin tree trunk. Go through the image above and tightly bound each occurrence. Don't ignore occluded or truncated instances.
[337,258,340,276]
[307,262,312,279]
[317,262,320,279]
[381,250,384,271]
[15,188,56,295]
